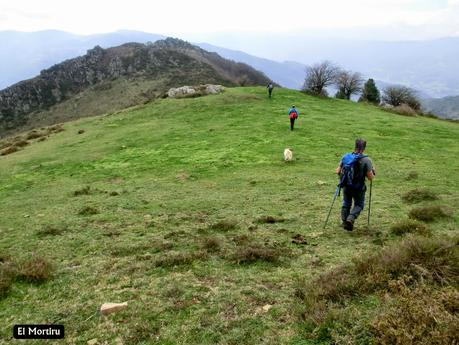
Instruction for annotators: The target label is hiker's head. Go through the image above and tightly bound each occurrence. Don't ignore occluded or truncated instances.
[355,138,367,152]
[292,105,295,108]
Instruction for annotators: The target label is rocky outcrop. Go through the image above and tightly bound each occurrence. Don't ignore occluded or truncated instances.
[0,38,270,134]
[167,84,225,98]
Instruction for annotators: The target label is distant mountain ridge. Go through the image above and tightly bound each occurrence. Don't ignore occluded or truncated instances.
[197,43,306,89]
[0,30,166,90]
[421,95,459,120]
[2,30,459,98]
[0,38,270,135]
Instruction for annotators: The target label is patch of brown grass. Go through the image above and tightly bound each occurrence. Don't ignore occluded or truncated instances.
[371,286,459,345]
[78,206,99,216]
[210,219,238,231]
[257,215,285,224]
[409,205,449,222]
[26,130,44,140]
[390,219,430,236]
[406,171,418,180]
[202,236,222,253]
[153,251,208,267]
[0,140,11,150]
[0,256,17,297]
[297,235,459,343]
[299,235,458,307]
[393,103,418,116]
[232,234,250,245]
[73,186,92,196]
[47,124,65,134]
[402,188,438,204]
[19,256,53,283]
[0,145,20,156]
[36,224,67,237]
[232,244,281,264]
[14,139,29,147]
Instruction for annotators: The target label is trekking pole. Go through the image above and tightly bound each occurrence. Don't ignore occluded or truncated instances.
[323,185,341,229]
[367,180,373,227]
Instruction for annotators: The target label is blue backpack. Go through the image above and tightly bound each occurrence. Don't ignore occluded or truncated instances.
[338,153,367,189]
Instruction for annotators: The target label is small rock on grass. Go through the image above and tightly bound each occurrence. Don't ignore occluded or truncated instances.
[100,302,128,315]
[262,304,273,312]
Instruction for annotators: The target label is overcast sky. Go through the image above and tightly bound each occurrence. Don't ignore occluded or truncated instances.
[1,0,458,40]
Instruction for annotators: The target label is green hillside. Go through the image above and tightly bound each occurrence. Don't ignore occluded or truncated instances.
[0,87,458,344]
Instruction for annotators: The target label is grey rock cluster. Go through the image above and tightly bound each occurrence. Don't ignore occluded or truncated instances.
[167,84,225,98]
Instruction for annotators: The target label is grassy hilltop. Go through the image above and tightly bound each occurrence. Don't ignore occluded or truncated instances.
[0,87,458,344]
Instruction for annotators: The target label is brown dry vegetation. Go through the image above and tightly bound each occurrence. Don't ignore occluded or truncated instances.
[371,285,459,345]
[390,219,430,236]
[257,215,285,224]
[78,206,99,216]
[232,243,283,264]
[209,219,238,231]
[73,186,92,196]
[19,256,54,283]
[409,205,450,222]
[297,235,459,343]
[36,224,68,237]
[0,256,17,297]
[393,103,418,116]
[201,236,222,253]
[406,171,419,180]
[0,123,64,156]
[402,188,439,203]
[153,251,208,268]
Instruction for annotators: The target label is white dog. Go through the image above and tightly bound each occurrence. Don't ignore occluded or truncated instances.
[284,148,293,161]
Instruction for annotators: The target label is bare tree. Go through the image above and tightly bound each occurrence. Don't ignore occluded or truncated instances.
[335,71,363,100]
[382,86,421,110]
[302,61,339,96]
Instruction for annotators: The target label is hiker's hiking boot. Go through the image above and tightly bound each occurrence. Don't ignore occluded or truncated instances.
[344,216,355,231]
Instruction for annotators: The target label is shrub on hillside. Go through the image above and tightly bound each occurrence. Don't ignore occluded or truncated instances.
[36,224,67,237]
[402,188,438,203]
[257,215,285,224]
[201,236,222,253]
[0,256,17,297]
[406,171,419,180]
[296,235,459,343]
[73,186,91,196]
[409,205,449,222]
[371,286,459,345]
[393,103,418,116]
[209,219,238,231]
[390,219,430,236]
[0,145,20,156]
[78,206,99,216]
[153,251,208,268]
[232,244,281,264]
[19,256,54,283]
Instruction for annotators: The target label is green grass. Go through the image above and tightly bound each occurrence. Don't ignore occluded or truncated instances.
[0,87,458,344]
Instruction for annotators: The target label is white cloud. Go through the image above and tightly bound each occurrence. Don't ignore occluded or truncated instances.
[0,0,457,39]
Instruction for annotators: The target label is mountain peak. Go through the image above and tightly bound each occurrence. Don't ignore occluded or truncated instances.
[0,39,270,135]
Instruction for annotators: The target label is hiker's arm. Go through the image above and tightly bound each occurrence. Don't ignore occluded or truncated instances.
[336,166,342,175]
[367,170,375,181]
[367,164,375,180]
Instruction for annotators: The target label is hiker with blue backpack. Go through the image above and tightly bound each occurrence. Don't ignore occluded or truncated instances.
[335,139,375,231]
[288,105,298,131]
